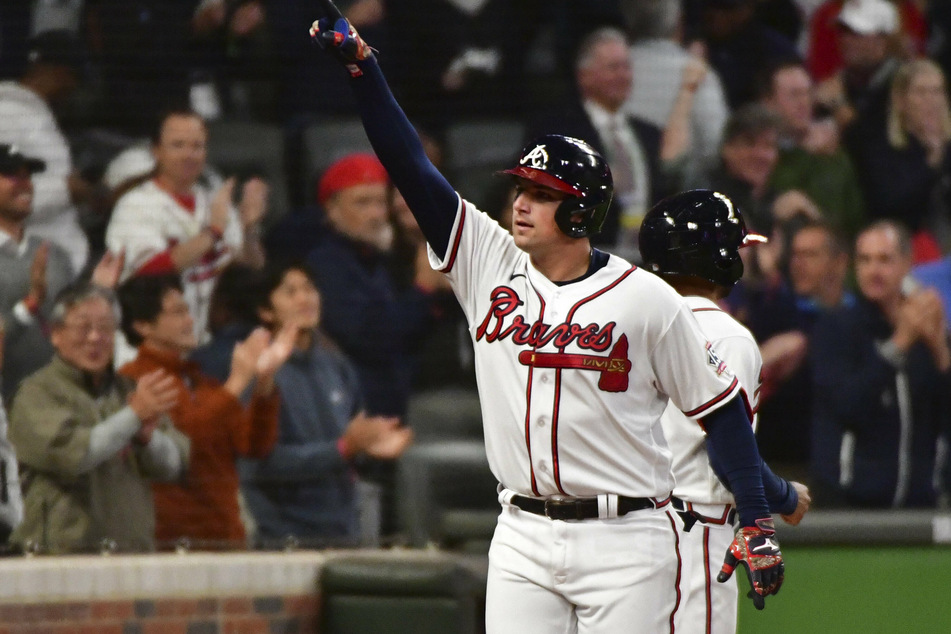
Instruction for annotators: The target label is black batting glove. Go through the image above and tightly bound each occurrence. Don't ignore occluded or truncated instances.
[717,518,784,610]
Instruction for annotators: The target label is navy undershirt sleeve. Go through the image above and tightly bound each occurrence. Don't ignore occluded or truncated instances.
[760,460,798,516]
[348,59,457,257]
[701,395,771,527]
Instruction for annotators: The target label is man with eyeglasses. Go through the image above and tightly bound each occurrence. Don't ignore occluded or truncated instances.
[7,283,190,554]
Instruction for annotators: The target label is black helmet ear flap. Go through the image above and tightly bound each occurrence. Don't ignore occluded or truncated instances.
[639,190,764,288]
[501,135,614,239]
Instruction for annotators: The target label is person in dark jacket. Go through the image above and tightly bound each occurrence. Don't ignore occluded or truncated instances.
[810,220,951,507]
[239,261,412,546]
[304,153,438,418]
[530,26,670,261]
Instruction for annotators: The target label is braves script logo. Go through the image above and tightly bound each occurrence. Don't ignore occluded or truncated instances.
[520,144,549,170]
[476,286,632,392]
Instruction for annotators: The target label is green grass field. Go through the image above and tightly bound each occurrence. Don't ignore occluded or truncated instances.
[736,546,951,633]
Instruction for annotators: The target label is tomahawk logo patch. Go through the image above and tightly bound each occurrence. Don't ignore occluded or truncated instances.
[520,144,549,170]
[705,342,728,376]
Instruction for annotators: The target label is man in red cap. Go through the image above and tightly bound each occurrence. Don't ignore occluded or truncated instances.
[302,151,442,540]
[317,153,392,252]
[302,151,440,417]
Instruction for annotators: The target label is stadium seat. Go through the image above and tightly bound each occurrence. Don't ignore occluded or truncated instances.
[301,117,375,202]
[406,387,483,442]
[397,440,499,551]
[444,118,525,211]
[319,553,483,634]
[206,120,291,227]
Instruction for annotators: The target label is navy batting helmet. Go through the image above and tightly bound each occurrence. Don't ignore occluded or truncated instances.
[638,189,766,287]
[501,134,613,239]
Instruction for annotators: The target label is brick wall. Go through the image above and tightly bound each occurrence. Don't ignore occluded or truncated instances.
[0,594,319,633]
[0,549,485,632]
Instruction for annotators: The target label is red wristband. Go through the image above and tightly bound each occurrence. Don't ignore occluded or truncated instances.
[337,437,354,460]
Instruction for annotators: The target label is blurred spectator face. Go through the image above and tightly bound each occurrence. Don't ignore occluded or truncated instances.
[50,296,116,375]
[325,183,393,252]
[704,1,755,40]
[153,114,208,190]
[137,289,198,355]
[262,268,321,332]
[855,225,910,305]
[838,28,890,72]
[721,130,779,191]
[47,65,79,104]
[789,226,846,300]
[768,66,814,136]
[577,37,633,112]
[897,65,948,134]
[0,167,34,224]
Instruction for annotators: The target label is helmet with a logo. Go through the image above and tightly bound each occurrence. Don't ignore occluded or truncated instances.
[638,189,767,288]
[500,134,613,239]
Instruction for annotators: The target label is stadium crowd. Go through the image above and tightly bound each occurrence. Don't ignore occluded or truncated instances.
[0,0,950,554]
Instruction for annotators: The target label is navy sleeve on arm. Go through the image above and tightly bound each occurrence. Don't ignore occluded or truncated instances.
[348,59,458,257]
[760,460,798,516]
[701,395,771,527]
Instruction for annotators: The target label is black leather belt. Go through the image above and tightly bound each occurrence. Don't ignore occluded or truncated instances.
[510,494,667,521]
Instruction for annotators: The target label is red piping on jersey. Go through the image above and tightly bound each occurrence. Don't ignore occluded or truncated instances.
[703,526,713,634]
[667,510,683,633]
[438,200,467,274]
[684,501,736,525]
[524,364,540,496]
[563,266,638,327]
[523,290,546,496]
[739,387,757,421]
[682,377,739,418]
[551,368,566,495]
[691,307,723,313]
[544,266,636,493]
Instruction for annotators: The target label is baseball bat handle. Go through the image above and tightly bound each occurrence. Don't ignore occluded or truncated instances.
[317,0,345,21]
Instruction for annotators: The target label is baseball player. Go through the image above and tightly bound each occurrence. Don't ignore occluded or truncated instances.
[310,6,784,632]
[640,190,812,632]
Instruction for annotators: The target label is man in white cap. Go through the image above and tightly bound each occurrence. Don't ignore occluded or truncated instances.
[814,0,900,130]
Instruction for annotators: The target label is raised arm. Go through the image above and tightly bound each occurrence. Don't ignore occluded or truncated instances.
[310,13,458,257]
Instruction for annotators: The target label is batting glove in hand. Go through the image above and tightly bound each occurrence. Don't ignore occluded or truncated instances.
[717,518,784,610]
[309,0,374,77]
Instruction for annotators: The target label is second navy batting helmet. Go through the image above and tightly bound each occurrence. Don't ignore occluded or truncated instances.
[639,189,767,287]
[501,134,613,239]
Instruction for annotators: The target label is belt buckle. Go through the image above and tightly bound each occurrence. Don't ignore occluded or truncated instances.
[544,497,576,520]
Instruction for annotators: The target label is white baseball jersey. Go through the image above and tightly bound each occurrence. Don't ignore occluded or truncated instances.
[662,295,763,634]
[106,177,243,345]
[428,197,741,499]
[662,296,762,505]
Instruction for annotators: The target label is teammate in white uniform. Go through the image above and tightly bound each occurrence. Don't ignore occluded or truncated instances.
[640,190,811,631]
[310,6,785,631]
[106,109,266,360]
